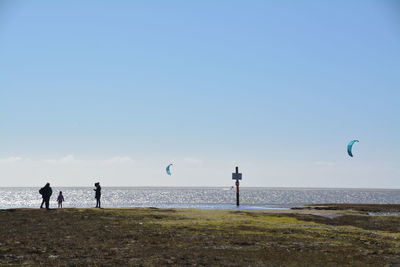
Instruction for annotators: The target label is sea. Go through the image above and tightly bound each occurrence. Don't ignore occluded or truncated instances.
[1,187,400,210]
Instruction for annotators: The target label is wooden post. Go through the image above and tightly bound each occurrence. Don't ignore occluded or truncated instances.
[232,166,242,206]
[235,167,240,206]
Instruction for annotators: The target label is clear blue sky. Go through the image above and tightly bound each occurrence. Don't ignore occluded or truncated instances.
[0,1,399,187]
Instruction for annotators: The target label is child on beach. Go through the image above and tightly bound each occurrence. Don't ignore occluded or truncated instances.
[57,191,65,208]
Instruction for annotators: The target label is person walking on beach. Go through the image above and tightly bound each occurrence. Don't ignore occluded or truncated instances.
[39,186,45,209]
[57,191,65,208]
[39,183,53,210]
[94,182,101,208]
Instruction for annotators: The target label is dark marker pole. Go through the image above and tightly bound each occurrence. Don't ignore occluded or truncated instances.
[232,166,242,206]
[235,167,240,206]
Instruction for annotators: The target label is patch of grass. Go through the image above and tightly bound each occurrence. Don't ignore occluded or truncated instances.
[0,208,399,266]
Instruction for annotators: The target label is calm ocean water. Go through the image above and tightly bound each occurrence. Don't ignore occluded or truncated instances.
[1,187,399,210]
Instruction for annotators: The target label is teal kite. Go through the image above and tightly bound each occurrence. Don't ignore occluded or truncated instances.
[166,164,173,175]
[347,140,359,157]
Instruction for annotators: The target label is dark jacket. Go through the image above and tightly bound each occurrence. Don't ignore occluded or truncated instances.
[95,186,101,199]
[40,185,52,200]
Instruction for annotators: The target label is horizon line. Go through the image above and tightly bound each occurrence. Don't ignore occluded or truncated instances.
[0,186,399,190]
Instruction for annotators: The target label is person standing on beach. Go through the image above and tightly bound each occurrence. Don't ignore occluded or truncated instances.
[94,182,101,208]
[39,183,52,210]
[39,186,45,208]
[57,191,65,208]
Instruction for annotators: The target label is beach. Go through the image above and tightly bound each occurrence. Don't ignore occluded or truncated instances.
[1,205,399,266]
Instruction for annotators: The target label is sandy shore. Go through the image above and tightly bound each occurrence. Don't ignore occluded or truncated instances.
[1,205,399,266]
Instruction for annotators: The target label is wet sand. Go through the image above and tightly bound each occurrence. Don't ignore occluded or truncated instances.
[0,205,399,266]
[293,203,400,212]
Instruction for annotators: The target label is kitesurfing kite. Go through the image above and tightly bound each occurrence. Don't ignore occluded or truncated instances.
[347,140,359,157]
[166,164,173,175]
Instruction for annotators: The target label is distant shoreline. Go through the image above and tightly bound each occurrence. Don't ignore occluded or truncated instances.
[3,203,400,213]
[1,186,399,190]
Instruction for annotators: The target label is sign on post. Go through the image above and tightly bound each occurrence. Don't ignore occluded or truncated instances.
[232,173,242,180]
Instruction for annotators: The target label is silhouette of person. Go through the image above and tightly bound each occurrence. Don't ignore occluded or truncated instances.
[39,186,45,209]
[57,191,65,208]
[94,182,101,208]
[39,183,53,210]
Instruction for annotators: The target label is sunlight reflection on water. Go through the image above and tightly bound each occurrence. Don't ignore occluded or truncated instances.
[1,187,399,209]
